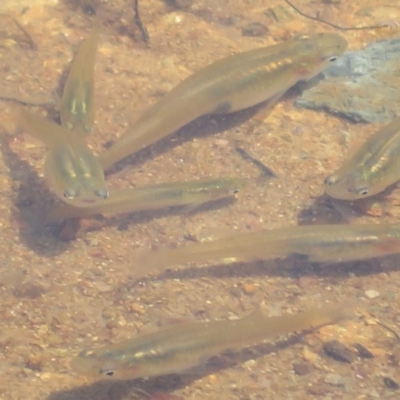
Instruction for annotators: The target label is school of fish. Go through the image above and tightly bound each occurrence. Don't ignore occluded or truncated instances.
[9,22,397,383]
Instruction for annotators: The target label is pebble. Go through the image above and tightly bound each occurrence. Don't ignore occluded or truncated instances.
[307,382,332,396]
[354,343,374,358]
[323,340,354,363]
[130,303,145,314]
[384,377,400,390]
[241,282,257,295]
[13,280,47,298]
[241,22,269,37]
[364,289,380,299]
[293,361,313,376]
[303,345,319,363]
[324,373,347,387]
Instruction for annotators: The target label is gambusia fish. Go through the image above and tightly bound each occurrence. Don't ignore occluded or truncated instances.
[47,177,247,220]
[60,24,99,133]
[70,302,351,380]
[133,223,400,279]
[99,33,347,170]
[17,108,108,206]
[324,117,400,200]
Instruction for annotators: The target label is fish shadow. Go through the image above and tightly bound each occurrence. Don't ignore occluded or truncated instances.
[0,129,69,256]
[129,252,399,290]
[102,96,281,176]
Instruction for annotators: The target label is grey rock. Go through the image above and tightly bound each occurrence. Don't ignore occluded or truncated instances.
[295,37,400,123]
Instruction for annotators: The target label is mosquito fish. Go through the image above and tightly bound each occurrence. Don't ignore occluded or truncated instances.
[17,108,108,206]
[99,33,347,170]
[60,24,99,133]
[134,223,400,279]
[47,177,247,220]
[324,117,400,200]
[70,302,351,380]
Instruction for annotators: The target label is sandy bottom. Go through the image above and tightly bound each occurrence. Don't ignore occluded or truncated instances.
[0,0,399,399]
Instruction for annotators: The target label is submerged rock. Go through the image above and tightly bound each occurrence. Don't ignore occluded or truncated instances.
[295,37,400,123]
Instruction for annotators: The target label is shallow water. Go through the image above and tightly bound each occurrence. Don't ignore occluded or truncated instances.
[0,0,399,399]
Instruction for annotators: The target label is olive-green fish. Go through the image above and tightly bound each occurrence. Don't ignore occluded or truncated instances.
[47,177,247,220]
[99,33,347,170]
[17,108,108,206]
[325,117,400,200]
[133,223,400,280]
[60,24,99,133]
[71,302,351,380]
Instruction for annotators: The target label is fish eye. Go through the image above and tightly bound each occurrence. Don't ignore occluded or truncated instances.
[99,367,115,376]
[95,188,109,199]
[356,187,369,196]
[324,175,336,186]
[63,188,77,199]
[328,56,337,62]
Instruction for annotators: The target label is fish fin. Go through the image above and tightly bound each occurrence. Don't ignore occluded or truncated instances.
[14,107,67,147]
[252,91,286,122]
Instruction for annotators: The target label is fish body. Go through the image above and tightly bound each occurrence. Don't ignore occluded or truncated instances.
[325,117,400,200]
[99,33,347,170]
[17,108,108,206]
[135,223,400,278]
[60,25,99,133]
[48,177,247,220]
[71,302,349,380]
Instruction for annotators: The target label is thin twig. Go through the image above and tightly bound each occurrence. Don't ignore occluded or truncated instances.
[285,0,389,31]
[235,146,277,178]
[0,93,54,106]
[13,18,37,50]
[133,0,149,43]
[376,320,400,341]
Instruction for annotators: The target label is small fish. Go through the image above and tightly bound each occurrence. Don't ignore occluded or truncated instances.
[133,223,400,279]
[324,117,400,200]
[70,302,351,380]
[47,177,247,220]
[60,24,99,133]
[16,108,108,206]
[99,33,347,170]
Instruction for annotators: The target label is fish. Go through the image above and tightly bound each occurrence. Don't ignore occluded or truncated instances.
[47,177,247,220]
[60,24,99,133]
[133,223,400,279]
[324,117,400,200]
[99,33,348,170]
[70,302,351,380]
[16,108,108,207]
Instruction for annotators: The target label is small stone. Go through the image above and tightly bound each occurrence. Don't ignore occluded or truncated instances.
[324,373,346,387]
[323,340,354,363]
[384,377,399,390]
[303,345,319,363]
[105,320,118,329]
[241,282,257,295]
[25,353,44,371]
[241,22,269,37]
[353,343,374,358]
[307,382,332,396]
[364,289,380,299]
[13,281,46,298]
[293,361,313,376]
[130,303,145,314]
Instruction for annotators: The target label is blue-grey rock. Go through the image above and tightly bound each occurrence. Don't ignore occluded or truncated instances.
[295,37,400,123]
